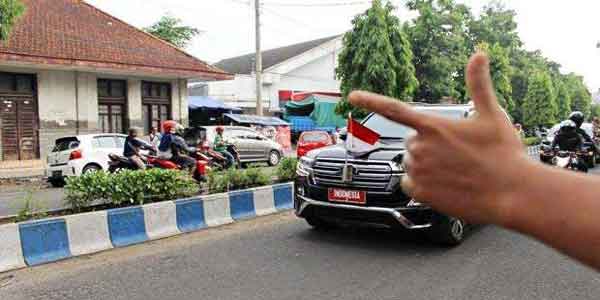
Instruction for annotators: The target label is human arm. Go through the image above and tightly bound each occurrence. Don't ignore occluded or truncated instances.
[349,52,600,271]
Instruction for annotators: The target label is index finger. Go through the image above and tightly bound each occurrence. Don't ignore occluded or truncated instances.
[348,91,445,133]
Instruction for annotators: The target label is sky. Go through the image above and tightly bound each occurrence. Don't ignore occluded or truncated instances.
[85,0,600,92]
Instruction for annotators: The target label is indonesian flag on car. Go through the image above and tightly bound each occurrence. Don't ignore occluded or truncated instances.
[346,114,380,154]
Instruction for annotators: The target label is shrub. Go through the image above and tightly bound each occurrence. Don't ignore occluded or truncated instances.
[65,169,198,210]
[523,136,541,146]
[276,157,298,182]
[207,166,273,193]
[245,165,271,187]
[207,169,227,194]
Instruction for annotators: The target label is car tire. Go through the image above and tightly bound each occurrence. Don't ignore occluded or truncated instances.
[268,150,281,166]
[49,179,65,188]
[426,214,465,246]
[305,216,336,230]
[82,164,102,174]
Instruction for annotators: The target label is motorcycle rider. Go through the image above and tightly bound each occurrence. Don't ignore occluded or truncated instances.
[213,126,235,168]
[568,111,594,144]
[552,120,583,152]
[158,121,197,174]
[124,127,154,170]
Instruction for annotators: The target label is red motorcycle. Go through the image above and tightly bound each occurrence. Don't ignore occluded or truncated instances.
[108,153,209,182]
[147,155,208,182]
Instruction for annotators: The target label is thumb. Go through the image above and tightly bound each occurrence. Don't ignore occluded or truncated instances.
[466,52,503,119]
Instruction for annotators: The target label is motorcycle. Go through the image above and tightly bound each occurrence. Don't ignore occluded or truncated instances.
[198,140,241,170]
[551,148,588,173]
[108,153,209,182]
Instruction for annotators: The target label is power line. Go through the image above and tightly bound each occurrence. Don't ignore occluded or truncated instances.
[223,0,250,6]
[262,1,371,7]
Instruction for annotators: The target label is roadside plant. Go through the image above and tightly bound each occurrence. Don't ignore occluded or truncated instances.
[276,157,298,182]
[65,169,198,210]
[14,190,47,222]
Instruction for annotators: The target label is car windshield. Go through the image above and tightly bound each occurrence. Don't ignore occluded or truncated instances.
[301,132,329,142]
[52,137,79,152]
[363,108,466,139]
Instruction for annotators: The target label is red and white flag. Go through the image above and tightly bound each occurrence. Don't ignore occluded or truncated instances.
[346,114,380,154]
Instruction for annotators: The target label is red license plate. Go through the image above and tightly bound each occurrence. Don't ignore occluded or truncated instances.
[328,188,366,205]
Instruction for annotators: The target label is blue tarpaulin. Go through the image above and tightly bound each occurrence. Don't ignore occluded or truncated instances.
[224,113,289,126]
[188,96,242,112]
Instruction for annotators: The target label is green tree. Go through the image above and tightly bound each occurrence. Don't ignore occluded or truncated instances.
[564,73,592,117]
[335,0,418,118]
[0,0,25,41]
[554,77,571,120]
[468,0,521,50]
[477,42,513,112]
[144,15,200,48]
[590,104,600,120]
[522,71,557,128]
[405,0,471,102]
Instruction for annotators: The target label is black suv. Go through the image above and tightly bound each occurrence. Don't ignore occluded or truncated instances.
[294,104,474,245]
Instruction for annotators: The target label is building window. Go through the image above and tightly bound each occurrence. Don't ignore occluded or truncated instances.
[98,79,127,133]
[142,81,171,134]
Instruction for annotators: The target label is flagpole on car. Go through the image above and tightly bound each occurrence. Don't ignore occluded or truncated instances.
[343,112,351,182]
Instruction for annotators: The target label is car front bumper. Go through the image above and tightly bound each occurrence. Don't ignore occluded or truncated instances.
[294,194,433,230]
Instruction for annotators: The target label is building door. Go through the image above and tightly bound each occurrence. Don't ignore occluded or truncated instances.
[97,79,127,133]
[142,81,171,134]
[0,73,38,161]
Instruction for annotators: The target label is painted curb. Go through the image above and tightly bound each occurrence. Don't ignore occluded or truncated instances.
[0,182,294,273]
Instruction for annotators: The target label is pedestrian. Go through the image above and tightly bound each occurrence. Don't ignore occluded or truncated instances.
[148,126,161,148]
[349,52,600,271]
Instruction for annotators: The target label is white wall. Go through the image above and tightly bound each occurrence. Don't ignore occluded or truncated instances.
[204,37,342,111]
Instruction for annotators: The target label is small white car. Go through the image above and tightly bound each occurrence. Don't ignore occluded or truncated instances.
[46,134,127,187]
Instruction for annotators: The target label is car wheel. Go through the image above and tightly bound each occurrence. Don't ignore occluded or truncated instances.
[305,216,336,230]
[82,164,101,174]
[268,150,281,166]
[49,179,65,188]
[426,214,465,246]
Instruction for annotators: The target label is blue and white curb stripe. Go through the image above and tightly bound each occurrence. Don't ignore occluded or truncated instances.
[0,182,294,273]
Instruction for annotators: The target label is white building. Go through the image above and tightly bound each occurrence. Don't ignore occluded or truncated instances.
[193,35,343,114]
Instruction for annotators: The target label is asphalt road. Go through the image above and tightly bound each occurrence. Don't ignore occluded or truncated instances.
[2,211,600,300]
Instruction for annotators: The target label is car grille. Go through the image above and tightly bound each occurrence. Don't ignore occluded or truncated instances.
[312,158,394,191]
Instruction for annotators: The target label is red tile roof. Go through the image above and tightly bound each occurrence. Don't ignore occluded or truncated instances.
[0,0,232,79]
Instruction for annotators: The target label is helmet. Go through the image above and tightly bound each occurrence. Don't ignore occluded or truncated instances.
[216,126,224,133]
[162,120,178,133]
[560,120,577,130]
[569,111,585,128]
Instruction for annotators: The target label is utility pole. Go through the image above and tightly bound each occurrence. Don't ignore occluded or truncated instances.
[254,0,263,116]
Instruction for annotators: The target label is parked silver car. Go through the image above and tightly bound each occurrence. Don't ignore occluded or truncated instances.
[203,126,283,166]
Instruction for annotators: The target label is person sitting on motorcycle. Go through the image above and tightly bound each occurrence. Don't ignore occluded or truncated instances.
[124,127,154,170]
[213,126,235,168]
[568,111,594,144]
[158,121,197,174]
[552,120,583,152]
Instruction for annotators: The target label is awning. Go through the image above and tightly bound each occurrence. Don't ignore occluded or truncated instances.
[188,96,242,112]
[224,113,289,126]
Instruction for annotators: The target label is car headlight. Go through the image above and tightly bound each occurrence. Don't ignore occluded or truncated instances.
[296,157,314,177]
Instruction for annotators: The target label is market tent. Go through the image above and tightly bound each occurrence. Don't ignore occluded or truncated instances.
[284,97,315,118]
[188,96,242,112]
[309,97,346,128]
[284,94,346,132]
[223,113,289,126]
